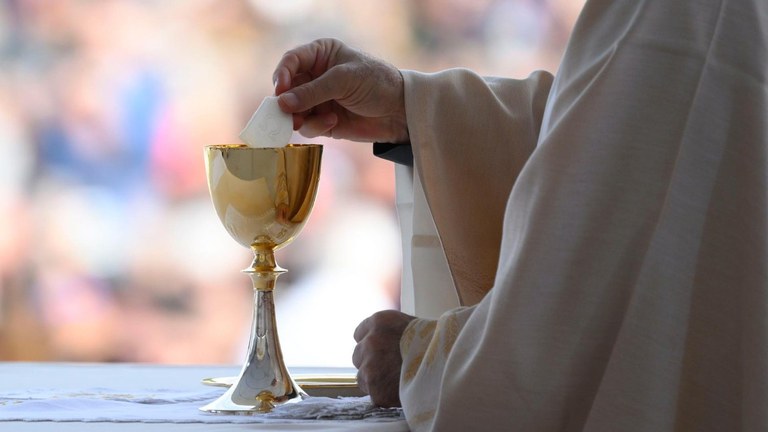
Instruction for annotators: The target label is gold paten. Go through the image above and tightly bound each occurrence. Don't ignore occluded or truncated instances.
[200,144,323,414]
[202,374,364,398]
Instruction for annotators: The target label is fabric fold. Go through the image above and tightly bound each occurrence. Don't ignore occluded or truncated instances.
[402,68,554,307]
[396,0,767,430]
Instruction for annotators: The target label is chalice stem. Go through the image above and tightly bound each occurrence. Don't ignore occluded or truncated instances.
[200,249,306,413]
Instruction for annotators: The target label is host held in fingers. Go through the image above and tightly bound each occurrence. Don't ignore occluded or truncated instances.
[271,1,768,431]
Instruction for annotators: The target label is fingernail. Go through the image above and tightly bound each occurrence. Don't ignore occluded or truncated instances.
[280,92,299,110]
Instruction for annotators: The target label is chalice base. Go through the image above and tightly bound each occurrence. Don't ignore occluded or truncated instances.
[200,374,306,414]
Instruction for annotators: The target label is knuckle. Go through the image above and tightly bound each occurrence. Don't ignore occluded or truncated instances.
[351,343,362,367]
[279,51,300,71]
[369,310,387,324]
[370,309,396,326]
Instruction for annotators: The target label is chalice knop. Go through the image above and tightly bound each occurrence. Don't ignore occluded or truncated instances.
[201,144,322,414]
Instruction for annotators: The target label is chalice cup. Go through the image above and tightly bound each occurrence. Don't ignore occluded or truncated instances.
[201,144,322,414]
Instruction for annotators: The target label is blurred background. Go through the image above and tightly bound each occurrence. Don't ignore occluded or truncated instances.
[0,0,584,367]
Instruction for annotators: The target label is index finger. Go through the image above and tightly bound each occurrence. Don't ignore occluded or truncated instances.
[272,39,337,95]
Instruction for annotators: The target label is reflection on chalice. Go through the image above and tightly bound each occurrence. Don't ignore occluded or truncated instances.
[201,144,322,414]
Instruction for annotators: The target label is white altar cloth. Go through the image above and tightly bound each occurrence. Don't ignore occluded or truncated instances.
[0,362,408,432]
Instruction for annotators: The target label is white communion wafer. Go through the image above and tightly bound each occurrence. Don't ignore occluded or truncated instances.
[239,96,293,148]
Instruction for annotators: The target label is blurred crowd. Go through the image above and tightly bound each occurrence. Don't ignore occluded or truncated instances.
[0,0,583,366]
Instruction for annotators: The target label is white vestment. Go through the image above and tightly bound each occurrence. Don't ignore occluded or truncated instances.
[397,0,768,431]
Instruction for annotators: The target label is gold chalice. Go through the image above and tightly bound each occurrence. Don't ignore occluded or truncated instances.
[200,144,322,414]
